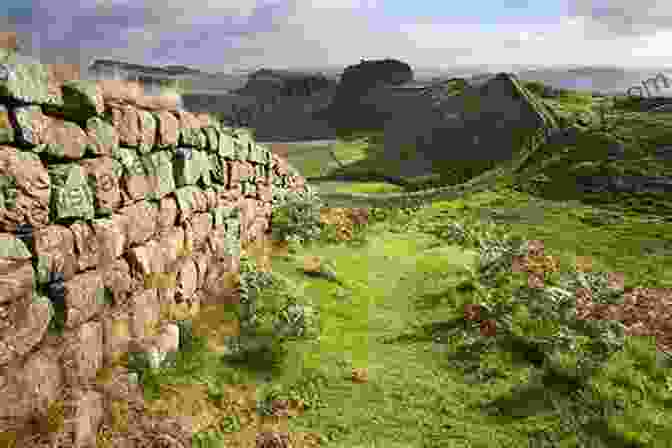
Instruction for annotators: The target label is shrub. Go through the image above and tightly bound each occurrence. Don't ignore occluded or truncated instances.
[223,258,320,362]
[270,186,324,249]
[446,225,627,385]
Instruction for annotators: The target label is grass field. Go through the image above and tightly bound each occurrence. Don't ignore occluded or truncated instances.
[122,186,672,447]
[94,90,672,448]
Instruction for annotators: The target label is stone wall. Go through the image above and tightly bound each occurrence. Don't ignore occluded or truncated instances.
[0,55,309,447]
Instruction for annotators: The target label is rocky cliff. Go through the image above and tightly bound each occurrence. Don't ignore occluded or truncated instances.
[379,73,559,178]
[326,58,414,131]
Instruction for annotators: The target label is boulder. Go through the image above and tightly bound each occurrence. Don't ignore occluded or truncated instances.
[203,126,219,152]
[174,148,210,187]
[33,223,77,284]
[118,200,159,247]
[10,104,49,148]
[126,226,185,282]
[0,56,63,105]
[208,152,228,185]
[79,156,123,216]
[115,146,155,202]
[0,233,34,304]
[59,320,104,388]
[0,146,51,232]
[91,214,127,266]
[183,212,213,251]
[48,163,95,221]
[172,110,204,148]
[174,257,199,303]
[109,105,141,148]
[218,130,236,160]
[99,257,134,305]
[153,110,180,149]
[61,269,105,329]
[141,150,176,200]
[157,195,179,235]
[41,115,90,160]
[174,185,210,219]
[70,220,102,272]
[137,109,157,154]
[0,345,63,420]
[129,288,161,341]
[0,294,52,367]
[61,388,106,448]
[85,116,119,157]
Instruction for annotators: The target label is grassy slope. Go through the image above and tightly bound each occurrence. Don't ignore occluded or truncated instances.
[118,200,672,447]
[92,86,672,448]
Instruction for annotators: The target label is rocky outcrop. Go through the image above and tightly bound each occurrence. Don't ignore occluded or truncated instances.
[379,73,558,178]
[338,58,413,94]
[327,58,414,130]
[238,68,335,98]
[0,52,309,447]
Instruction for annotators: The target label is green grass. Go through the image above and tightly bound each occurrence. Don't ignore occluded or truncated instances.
[127,187,672,446]
[314,181,405,195]
[280,143,342,178]
[113,82,672,447]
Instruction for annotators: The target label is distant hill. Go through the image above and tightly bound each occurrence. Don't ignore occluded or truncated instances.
[87,58,248,93]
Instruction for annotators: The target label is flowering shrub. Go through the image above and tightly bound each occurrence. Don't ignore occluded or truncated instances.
[449,226,627,383]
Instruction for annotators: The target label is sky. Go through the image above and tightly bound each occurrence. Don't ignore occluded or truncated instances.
[2,0,672,75]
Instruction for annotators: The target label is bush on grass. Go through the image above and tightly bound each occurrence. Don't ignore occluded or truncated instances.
[437,216,627,385]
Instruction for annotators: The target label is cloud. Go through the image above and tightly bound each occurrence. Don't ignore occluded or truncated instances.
[567,0,672,37]
[6,0,672,73]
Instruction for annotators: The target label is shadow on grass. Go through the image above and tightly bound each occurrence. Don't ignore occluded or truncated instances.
[482,378,646,448]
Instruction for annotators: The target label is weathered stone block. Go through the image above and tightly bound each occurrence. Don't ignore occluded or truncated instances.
[0,146,51,232]
[0,233,34,304]
[153,110,180,149]
[11,104,48,148]
[60,321,103,388]
[34,223,77,284]
[141,150,175,200]
[80,156,123,216]
[85,116,119,157]
[109,105,141,148]
[42,115,89,160]
[48,163,95,221]
[137,109,156,154]
[62,269,105,329]
[0,58,63,105]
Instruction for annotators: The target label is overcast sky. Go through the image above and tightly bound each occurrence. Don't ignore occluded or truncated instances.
[2,0,672,74]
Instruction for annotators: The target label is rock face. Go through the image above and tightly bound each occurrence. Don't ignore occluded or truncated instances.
[0,54,310,446]
[338,58,413,94]
[381,73,558,177]
[328,58,414,130]
[238,68,335,98]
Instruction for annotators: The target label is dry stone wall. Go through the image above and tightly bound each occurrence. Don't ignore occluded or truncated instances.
[0,55,309,447]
